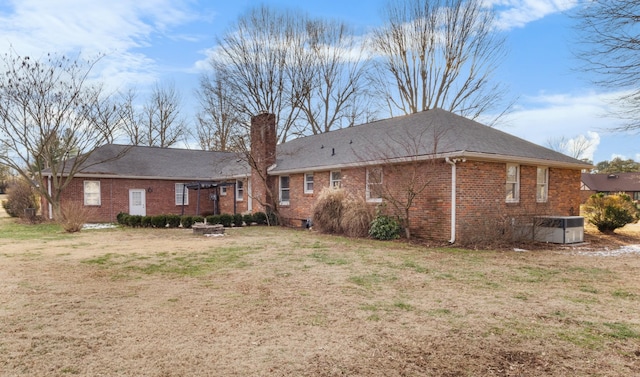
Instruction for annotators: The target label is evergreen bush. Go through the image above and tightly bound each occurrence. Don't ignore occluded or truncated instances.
[151,215,167,228]
[369,215,401,240]
[243,213,254,226]
[166,214,181,228]
[181,215,194,228]
[141,216,152,228]
[583,193,640,233]
[233,213,244,227]
[219,213,233,227]
[116,212,129,225]
[253,212,267,225]
[206,214,221,225]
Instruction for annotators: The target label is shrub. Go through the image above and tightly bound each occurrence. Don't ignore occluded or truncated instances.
[369,215,401,240]
[253,212,267,225]
[243,213,254,226]
[59,201,93,233]
[3,179,39,218]
[126,215,142,228]
[206,214,221,225]
[151,215,167,228]
[583,193,639,233]
[181,215,194,229]
[116,212,129,225]
[141,216,153,228]
[233,213,244,227]
[341,197,374,237]
[219,213,233,227]
[166,214,181,228]
[192,215,204,224]
[313,188,346,234]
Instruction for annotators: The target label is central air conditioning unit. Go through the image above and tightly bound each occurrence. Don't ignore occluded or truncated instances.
[533,216,584,244]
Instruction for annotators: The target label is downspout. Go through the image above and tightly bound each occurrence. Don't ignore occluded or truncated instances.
[445,158,457,244]
[47,176,53,220]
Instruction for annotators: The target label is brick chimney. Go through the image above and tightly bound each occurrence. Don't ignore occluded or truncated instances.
[250,112,277,213]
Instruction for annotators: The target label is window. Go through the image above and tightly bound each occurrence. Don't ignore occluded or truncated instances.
[175,183,188,205]
[366,167,383,202]
[220,186,227,196]
[280,176,290,205]
[505,164,519,203]
[304,173,314,194]
[330,171,341,189]
[236,180,244,201]
[83,181,101,206]
[634,192,640,201]
[536,167,548,202]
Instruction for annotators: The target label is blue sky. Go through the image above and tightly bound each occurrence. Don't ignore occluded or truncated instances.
[0,0,637,164]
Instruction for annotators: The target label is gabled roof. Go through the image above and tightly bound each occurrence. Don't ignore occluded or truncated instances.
[57,144,249,180]
[272,108,591,174]
[581,172,640,192]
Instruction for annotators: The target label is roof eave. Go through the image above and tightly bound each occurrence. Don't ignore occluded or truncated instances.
[268,151,592,175]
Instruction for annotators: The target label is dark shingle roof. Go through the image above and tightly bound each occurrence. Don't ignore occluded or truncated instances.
[272,108,590,173]
[69,144,248,180]
[582,173,640,192]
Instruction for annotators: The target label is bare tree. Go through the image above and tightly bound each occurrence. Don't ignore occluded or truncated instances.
[141,82,187,148]
[92,91,122,144]
[574,0,640,131]
[117,88,146,145]
[546,135,593,161]
[195,70,243,151]
[0,51,124,219]
[213,6,309,143]
[371,0,509,121]
[299,19,373,134]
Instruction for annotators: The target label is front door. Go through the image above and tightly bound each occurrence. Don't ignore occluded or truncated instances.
[129,189,146,216]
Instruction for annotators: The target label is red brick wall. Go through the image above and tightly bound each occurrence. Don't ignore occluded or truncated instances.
[275,159,583,243]
[43,177,248,222]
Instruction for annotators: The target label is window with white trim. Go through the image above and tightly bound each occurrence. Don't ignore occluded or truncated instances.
[236,180,244,201]
[83,181,101,206]
[220,186,227,196]
[304,173,314,194]
[634,192,640,201]
[505,164,520,203]
[536,167,548,202]
[330,171,341,189]
[280,176,290,205]
[366,167,383,202]
[175,183,188,205]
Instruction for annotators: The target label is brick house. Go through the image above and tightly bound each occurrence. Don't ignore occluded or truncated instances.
[43,109,591,243]
[41,146,252,221]
[581,173,640,202]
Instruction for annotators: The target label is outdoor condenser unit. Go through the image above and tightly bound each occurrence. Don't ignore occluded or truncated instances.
[533,216,584,244]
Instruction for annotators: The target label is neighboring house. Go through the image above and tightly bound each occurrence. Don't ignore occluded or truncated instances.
[44,109,591,243]
[581,173,640,202]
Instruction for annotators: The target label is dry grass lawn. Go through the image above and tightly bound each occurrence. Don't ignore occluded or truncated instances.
[1,217,639,376]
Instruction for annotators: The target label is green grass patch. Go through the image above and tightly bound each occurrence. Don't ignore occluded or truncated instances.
[612,289,637,300]
[309,251,348,266]
[514,266,560,283]
[0,219,68,241]
[348,273,395,290]
[83,246,255,278]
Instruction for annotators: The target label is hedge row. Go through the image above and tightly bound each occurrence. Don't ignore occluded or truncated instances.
[116,212,269,228]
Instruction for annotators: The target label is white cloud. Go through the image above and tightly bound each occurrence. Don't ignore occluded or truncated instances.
[497,90,627,161]
[0,0,199,88]
[484,0,578,30]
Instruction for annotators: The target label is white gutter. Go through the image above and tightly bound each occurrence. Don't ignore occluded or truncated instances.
[444,157,465,244]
